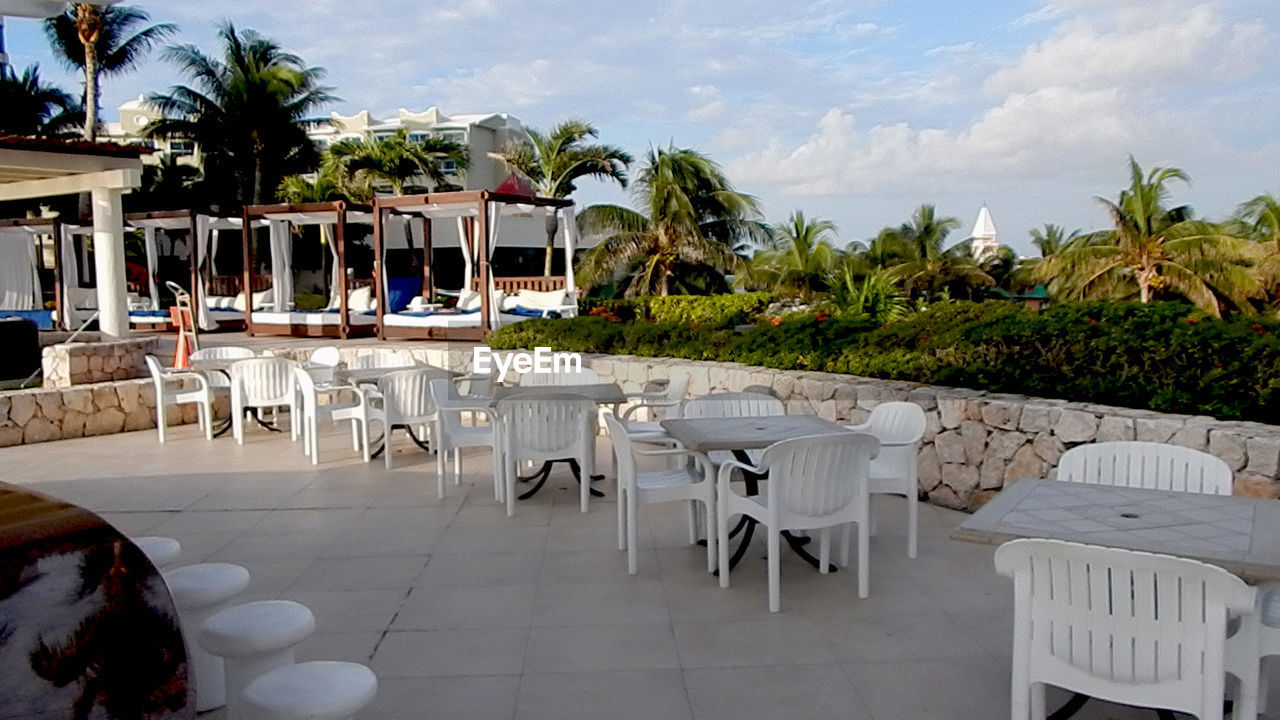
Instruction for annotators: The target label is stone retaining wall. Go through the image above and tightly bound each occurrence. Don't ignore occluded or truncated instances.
[42,337,161,388]
[566,354,1280,509]
[0,376,222,447]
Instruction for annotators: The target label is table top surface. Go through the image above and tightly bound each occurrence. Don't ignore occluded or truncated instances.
[491,382,627,405]
[952,478,1280,582]
[660,415,849,453]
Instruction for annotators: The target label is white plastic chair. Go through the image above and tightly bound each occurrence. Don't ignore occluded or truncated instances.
[716,432,880,612]
[293,366,372,465]
[604,413,716,574]
[428,378,499,500]
[145,355,213,442]
[1227,583,1280,720]
[347,350,415,370]
[303,345,341,384]
[496,392,596,515]
[368,368,452,469]
[229,357,298,445]
[994,538,1255,720]
[1056,441,1232,495]
[619,373,690,438]
[189,345,256,391]
[517,366,600,386]
[845,401,927,558]
[684,391,786,466]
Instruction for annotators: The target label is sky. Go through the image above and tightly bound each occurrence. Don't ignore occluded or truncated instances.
[4,0,1279,255]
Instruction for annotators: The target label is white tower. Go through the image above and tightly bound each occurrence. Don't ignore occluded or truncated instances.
[970,205,998,262]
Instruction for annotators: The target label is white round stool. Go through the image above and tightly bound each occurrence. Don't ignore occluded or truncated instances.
[133,536,182,569]
[164,563,251,711]
[241,661,377,720]
[200,600,317,720]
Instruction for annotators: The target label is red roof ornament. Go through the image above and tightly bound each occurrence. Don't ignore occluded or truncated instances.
[494,172,537,198]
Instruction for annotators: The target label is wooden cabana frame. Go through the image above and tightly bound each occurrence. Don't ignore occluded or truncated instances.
[372,190,574,341]
[125,209,249,330]
[241,200,375,339]
[0,216,65,330]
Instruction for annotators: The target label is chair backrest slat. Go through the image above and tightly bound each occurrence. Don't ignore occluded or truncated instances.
[378,369,452,423]
[497,393,594,458]
[349,351,415,370]
[231,357,293,405]
[190,346,255,361]
[759,433,879,519]
[517,367,601,386]
[682,391,784,420]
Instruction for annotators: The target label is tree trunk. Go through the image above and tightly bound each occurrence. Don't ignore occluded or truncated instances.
[543,213,559,276]
[252,153,263,205]
[1138,276,1151,303]
[81,39,98,141]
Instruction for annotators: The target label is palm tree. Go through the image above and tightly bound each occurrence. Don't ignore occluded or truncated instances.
[829,267,909,322]
[146,23,334,206]
[576,146,763,296]
[883,204,994,299]
[738,210,839,299]
[277,168,355,204]
[1233,192,1280,296]
[44,5,174,141]
[327,129,468,196]
[0,64,80,136]
[1028,223,1080,258]
[1036,158,1262,316]
[498,119,632,275]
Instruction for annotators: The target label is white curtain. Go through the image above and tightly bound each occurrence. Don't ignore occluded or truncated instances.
[0,230,40,310]
[456,216,472,293]
[209,227,220,275]
[194,216,215,330]
[322,223,341,309]
[59,225,82,328]
[487,203,503,326]
[560,206,578,297]
[142,227,160,310]
[268,219,293,312]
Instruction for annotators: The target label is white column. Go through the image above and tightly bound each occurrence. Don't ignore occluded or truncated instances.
[91,186,129,337]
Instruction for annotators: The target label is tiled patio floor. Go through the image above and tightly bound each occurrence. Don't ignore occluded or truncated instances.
[5,420,1181,720]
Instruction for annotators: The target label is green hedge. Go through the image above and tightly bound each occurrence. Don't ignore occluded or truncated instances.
[490,300,1280,422]
[581,292,775,327]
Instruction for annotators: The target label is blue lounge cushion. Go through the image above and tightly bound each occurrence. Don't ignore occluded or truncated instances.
[0,310,54,329]
[387,277,421,314]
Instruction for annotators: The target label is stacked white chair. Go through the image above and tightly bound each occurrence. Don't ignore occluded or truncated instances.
[368,368,452,469]
[845,401,928,558]
[189,345,257,393]
[163,562,252,711]
[241,661,377,720]
[145,355,214,442]
[428,378,499,500]
[604,413,716,574]
[994,538,1254,720]
[229,357,298,444]
[496,392,596,515]
[293,366,373,464]
[1055,440,1233,494]
[717,432,880,612]
[199,600,317,720]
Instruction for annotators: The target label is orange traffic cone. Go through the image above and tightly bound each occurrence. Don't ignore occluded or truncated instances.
[170,307,191,369]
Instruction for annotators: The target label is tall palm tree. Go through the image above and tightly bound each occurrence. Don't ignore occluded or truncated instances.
[498,119,632,275]
[1234,192,1280,295]
[1028,223,1080,258]
[1036,158,1261,316]
[0,64,80,136]
[883,204,993,299]
[44,5,174,141]
[326,128,468,196]
[576,146,763,296]
[146,23,334,206]
[277,167,356,204]
[738,210,839,299]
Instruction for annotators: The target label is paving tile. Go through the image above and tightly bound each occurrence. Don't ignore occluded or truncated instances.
[288,555,430,592]
[524,624,680,672]
[532,581,670,626]
[685,665,872,720]
[369,676,519,720]
[392,584,537,630]
[372,628,529,677]
[516,670,691,720]
[674,618,837,668]
[415,551,543,587]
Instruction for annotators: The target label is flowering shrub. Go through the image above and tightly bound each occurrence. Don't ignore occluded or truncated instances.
[489,301,1280,421]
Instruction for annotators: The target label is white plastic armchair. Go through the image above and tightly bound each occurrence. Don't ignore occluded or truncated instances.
[495,393,596,515]
[429,378,499,500]
[1226,583,1280,720]
[604,413,716,574]
[229,357,298,445]
[1055,441,1232,495]
[994,538,1254,720]
[303,345,341,384]
[145,355,213,442]
[684,391,785,466]
[347,350,415,370]
[293,366,372,465]
[368,368,452,469]
[717,432,880,612]
[189,345,256,390]
[620,373,690,438]
[846,401,927,558]
[517,366,601,386]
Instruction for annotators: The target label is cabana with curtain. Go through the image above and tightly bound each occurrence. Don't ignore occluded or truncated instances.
[242,201,376,339]
[125,210,252,330]
[372,190,578,341]
[0,218,60,330]
[0,217,100,330]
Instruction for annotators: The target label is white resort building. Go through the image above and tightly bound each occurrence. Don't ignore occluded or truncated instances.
[969,205,998,262]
